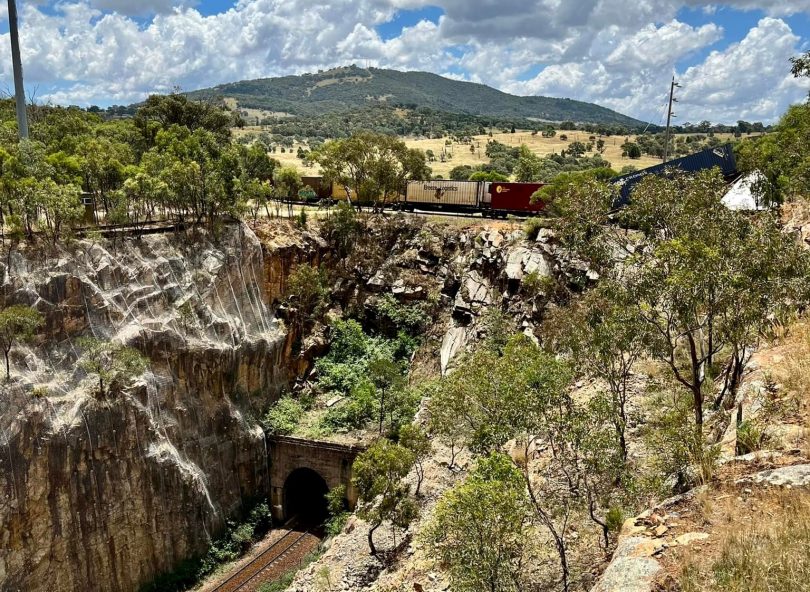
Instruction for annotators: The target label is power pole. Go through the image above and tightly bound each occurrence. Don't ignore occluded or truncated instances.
[7,0,29,139]
[663,76,680,163]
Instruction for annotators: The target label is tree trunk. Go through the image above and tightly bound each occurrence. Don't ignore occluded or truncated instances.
[4,349,10,381]
[368,521,380,556]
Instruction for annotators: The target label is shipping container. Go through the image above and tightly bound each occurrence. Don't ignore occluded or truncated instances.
[612,144,737,206]
[488,182,546,214]
[404,180,483,211]
[300,176,331,200]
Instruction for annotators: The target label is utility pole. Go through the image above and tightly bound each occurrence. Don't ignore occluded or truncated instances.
[7,0,29,139]
[663,76,680,163]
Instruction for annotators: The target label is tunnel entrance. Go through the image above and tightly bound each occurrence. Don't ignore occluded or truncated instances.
[283,467,329,525]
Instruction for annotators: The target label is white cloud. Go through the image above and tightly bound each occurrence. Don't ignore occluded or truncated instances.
[0,0,805,123]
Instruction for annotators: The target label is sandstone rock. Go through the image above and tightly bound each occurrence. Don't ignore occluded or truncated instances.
[739,463,810,488]
[440,327,467,376]
[590,536,663,592]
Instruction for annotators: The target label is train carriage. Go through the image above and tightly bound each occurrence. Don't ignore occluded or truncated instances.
[488,182,546,216]
[403,180,486,212]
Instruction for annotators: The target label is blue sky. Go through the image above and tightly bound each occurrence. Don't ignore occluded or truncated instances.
[0,0,807,123]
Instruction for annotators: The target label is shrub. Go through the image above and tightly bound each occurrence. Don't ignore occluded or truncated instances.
[736,420,767,455]
[373,294,430,336]
[263,395,305,435]
[523,216,546,240]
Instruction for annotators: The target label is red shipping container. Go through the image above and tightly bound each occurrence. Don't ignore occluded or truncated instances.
[489,182,545,213]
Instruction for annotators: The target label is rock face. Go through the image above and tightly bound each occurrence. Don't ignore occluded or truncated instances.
[0,224,291,592]
[739,463,810,488]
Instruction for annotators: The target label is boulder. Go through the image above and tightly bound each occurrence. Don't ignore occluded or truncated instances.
[738,463,810,488]
[591,536,663,592]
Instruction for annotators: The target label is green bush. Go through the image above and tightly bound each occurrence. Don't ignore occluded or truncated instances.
[373,294,431,336]
[316,319,419,434]
[736,420,767,455]
[263,395,306,436]
[139,499,273,592]
[523,216,546,240]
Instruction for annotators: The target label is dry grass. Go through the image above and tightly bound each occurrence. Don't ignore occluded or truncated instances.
[232,129,736,178]
[679,490,810,592]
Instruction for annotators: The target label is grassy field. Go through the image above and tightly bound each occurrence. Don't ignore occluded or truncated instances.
[234,127,738,179]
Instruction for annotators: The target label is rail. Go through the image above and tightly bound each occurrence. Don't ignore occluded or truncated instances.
[209,517,320,592]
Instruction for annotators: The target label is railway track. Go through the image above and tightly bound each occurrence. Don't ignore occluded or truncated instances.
[210,518,322,592]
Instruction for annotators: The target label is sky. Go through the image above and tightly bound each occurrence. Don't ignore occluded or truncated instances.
[0,1,808,124]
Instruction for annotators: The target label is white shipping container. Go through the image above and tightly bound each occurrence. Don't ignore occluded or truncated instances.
[405,180,482,208]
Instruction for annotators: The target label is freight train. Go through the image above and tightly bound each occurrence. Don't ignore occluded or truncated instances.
[294,144,738,216]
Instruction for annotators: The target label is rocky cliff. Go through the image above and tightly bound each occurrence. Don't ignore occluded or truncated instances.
[0,223,298,592]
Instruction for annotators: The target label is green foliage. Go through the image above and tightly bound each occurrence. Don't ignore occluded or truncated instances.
[625,169,810,433]
[736,420,767,456]
[372,294,431,336]
[449,164,475,180]
[140,499,273,592]
[735,102,810,205]
[317,319,417,434]
[426,452,531,592]
[320,201,362,259]
[399,423,431,496]
[308,131,429,205]
[352,438,417,555]
[324,485,350,537]
[77,337,148,398]
[605,506,625,534]
[263,395,306,436]
[522,216,546,240]
[469,170,509,182]
[521,270,555,298]
[0,305,44,380]
[286,264,329,321]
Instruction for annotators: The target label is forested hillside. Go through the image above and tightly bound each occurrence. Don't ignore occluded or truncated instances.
[188,65,645,127]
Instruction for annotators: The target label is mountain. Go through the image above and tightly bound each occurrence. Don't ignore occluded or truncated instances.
[188,65,646,128]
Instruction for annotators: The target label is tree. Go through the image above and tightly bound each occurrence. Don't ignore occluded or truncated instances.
[449,165,474,181]
[352,438,417,556]
[308,132,429,207]
[624,170,809,439]
[398,424,431,496]
[34,180,83,244]
[790,50,810,80]
[368,356,406,435]
[596,138,606,154]
[567,141,587,157]
[544,280,649,464]
[533,174,619,274]
[0,305,43,381]
[425,453,531,592]
[77,337,148,398]
[428,335,582,589]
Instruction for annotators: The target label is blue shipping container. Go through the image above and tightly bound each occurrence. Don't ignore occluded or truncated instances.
[612,144,737,206]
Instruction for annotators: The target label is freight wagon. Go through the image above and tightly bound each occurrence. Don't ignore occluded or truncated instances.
[300,176,332,201]
[402,180,489,213]
[611,144,737,206]
[488,182,545,216]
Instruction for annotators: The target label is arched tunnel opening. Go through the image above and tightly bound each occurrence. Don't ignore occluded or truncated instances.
[283,467,330,526]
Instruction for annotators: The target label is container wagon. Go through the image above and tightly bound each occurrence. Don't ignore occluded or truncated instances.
[300,176,332,201]
[488,182,546,217]
[403,180,486,213]
[612,144,737,206]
